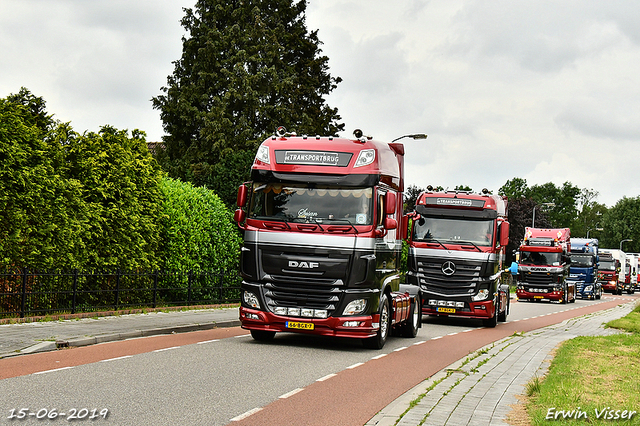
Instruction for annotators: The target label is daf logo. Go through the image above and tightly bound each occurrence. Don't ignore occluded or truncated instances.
[289,261,319,269]
[441,261,456,276]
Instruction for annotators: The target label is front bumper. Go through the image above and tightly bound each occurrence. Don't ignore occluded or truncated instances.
[239,307,379,339]
[516,288,564,301]
[601,282,618,292]
[421,299,496,319]
[571,281,596,299]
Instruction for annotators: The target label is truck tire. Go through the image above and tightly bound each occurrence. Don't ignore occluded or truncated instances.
[250,330,276,342]
[596,287,601,299]
[400,295,421,338]
[363,293,391,349]
[482,299,498,328]
[562,284,568,304]
[498,297,509,322]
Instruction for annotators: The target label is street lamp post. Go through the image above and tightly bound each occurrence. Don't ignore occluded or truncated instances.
[620,239,633,251]
[391,133,428,143]
[532,202,555,227]
[586,223,603,239]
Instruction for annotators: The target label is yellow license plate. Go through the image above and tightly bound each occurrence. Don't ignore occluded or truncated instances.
[534,296,544,299]
[286,321,314,330]
[437,307,456,313]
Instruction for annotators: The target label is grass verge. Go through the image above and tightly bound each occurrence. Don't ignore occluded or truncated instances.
[524,303,640,425]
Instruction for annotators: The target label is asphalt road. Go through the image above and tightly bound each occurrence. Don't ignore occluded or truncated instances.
[0,294,634,425]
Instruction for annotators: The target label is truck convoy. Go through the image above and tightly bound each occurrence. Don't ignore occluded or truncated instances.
[568,238,601,300]
[516,227,575,303]
[404,188,511,327]
[598,249,626,295]
[233,128,420,349]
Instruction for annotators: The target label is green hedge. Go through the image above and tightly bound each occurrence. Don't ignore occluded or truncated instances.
[1,89,241,273]
[159,177,241,271]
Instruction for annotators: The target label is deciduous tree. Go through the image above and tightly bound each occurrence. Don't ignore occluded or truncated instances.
[600,197,640,252]
[152,0,344,206]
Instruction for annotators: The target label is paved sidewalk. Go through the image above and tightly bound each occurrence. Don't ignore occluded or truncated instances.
[0,307,240,359]
[365,301,636,426]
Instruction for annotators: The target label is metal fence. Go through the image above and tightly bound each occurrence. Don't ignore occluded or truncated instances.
[0,268,241,318]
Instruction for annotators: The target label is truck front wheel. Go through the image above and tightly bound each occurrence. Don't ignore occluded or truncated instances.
[250,330,276,342]
[498,297,509,322]
[363,294,391,349]
[400,295,421,338]
[482,299,498,328]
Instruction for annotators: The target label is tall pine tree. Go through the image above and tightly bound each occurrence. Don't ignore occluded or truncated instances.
[152,0,344,206]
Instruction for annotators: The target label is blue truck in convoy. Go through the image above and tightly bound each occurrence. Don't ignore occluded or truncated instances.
[568,238,601,299]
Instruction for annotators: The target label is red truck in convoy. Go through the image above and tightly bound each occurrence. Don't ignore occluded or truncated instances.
[516,227,575,303]
[598,251,620,294]
[598,249,627,295]
[233,128,421,349]
[405,189,511,327]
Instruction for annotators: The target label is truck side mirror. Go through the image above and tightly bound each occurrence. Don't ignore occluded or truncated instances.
[401,215,410,240]
[234,208,246,224]
[500,221,510,247]
[385,192,396,215]
[384,217,397,230]
[236,184,248,208]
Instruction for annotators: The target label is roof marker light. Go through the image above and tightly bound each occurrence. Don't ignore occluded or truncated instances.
[354,149,375,167]
[255,145,270,164]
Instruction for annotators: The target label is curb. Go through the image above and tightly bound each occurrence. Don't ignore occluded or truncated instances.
[0,319,241,359]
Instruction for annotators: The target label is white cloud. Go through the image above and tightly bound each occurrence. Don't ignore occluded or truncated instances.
[2,0,639,207]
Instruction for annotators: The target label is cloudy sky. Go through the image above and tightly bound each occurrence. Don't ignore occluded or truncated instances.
[2,1,639,207]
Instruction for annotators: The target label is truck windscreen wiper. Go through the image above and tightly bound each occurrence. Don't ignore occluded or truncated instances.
[424,239,448,250]
[324,218,358,233]
[456,241,482,252]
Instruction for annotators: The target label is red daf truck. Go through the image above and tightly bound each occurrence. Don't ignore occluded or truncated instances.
[404,189,511,327]
[516,227,575,303]
[233,128,421,349]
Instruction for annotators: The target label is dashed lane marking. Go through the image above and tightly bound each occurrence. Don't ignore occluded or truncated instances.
[33,366,74,375]
[99,355,133,362]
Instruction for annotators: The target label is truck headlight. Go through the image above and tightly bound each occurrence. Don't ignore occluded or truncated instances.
[243,290,261,309]
[584,285,593,292]
[343,299,367,315]
[472,289,489,301]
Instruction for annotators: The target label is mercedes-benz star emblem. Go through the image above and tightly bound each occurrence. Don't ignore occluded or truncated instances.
[441,261,456,276]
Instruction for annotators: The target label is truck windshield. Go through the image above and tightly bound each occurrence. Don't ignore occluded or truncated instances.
[249,183,373,225]
[412,217,494,246]
[599,260,616,271]
[520,251,562,266]
[570,254,594,267]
